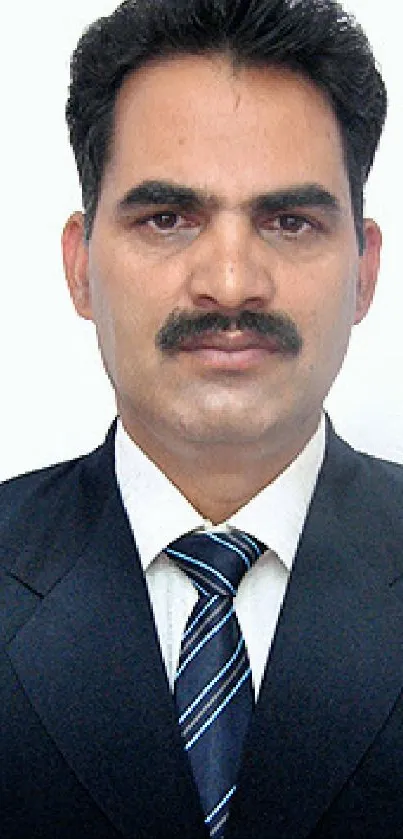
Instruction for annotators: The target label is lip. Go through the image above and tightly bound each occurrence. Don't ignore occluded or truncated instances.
[177,330,284,371]
[178,330,282,353]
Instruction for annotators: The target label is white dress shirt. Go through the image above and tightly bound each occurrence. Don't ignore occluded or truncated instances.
[115,417,326,698]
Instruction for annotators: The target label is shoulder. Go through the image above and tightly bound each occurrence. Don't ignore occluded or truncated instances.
[326,425,403,494]
[0,451,94,531]
[324,423,403,512]
[352,447,403,522]
[1,421,116,499]
[321,425,403,564]
[0,424,117,569]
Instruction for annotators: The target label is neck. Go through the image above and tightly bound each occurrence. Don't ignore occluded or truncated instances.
[119,414,322,524]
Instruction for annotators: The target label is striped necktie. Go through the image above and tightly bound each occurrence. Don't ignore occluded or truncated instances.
[165,528,266,838]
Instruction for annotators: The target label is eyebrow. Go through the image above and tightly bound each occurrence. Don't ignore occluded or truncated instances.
[116,179,342,217]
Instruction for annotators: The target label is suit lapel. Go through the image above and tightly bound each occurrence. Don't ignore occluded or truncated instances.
[7,429,207,839]
[229,428,403,838]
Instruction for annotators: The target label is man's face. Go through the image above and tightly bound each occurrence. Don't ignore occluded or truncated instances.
[64,56,380,464]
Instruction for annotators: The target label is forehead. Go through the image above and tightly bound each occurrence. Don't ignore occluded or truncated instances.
[101,54,350,208]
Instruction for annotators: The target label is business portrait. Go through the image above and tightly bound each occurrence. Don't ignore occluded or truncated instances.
[1,1,403,838]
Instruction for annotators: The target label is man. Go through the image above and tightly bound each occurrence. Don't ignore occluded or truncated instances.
[1,0,403,837]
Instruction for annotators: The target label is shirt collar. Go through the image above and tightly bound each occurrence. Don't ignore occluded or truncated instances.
[115,416,326,573]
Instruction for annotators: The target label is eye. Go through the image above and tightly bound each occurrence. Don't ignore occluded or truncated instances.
[138,211,199,233]
[148,212,182,230]
[279,215,309,232]
[273,214,314,236]
[258,212,319,240]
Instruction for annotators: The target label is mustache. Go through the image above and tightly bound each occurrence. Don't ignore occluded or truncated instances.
[156,309,303,355]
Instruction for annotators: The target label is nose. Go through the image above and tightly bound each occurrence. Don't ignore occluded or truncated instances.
[186,212,275,312]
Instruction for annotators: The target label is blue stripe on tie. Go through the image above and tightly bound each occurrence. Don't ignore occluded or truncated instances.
[178,637,244,725]
[183,595,219,640]
[183,578,210,597]
[166,549,236,595]
[205,786,236,825]
[238,531,263,555]
[207,533,250,569]
[185,667,252,751]
[176,606,234,679]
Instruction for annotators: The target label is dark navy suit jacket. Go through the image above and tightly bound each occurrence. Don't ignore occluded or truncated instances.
[2,422,403,838]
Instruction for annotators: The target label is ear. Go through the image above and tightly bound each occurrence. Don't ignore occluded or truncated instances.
[62,212,93,321]
[354,219,382,325]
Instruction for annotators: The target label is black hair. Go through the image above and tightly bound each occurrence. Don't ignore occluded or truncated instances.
[66,0,387,249]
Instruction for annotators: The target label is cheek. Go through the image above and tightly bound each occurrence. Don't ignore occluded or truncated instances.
[88,251,147,334]
[87,263,175,388]
[287,250,359,328]
[302,274,358,376]
[279,252,359,380]
[93,240,182,321]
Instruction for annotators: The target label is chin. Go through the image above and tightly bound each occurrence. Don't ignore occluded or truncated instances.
[175,408,284,446]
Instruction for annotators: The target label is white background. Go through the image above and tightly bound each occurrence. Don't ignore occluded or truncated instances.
[0,0,401,481]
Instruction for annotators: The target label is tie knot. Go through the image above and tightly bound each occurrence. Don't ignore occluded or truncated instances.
[165,528,266,598]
